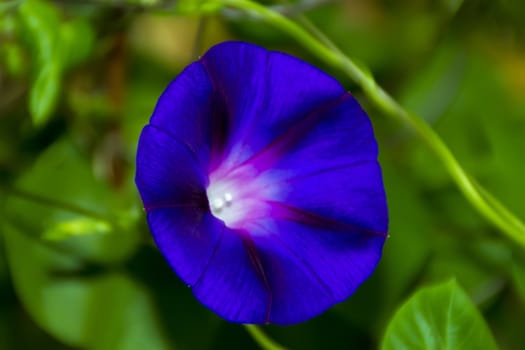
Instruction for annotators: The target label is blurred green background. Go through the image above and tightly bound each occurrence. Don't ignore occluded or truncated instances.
[1,0,525,349]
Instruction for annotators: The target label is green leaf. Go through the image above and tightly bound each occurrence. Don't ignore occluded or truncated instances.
[42,217,112,241]
[0,0,23,13]
[17,0,62,125]
[1,136,183,348]
[3,223,173,350]
[381,280,499,350]
[59,18,95,70]
[17,0,61,66]
[29,61,61,126]
[5,138,140,264]
[17,0,95,126]
[2,42,26,77]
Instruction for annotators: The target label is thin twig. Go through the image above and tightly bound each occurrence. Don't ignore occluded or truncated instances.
[244,325,287,350]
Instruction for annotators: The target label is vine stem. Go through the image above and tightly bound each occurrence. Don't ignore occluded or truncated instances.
[216,0,525,247]
[244,325,287,350]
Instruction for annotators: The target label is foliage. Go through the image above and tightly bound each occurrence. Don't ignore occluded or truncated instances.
[381,280,498,350]
[1,0,525,349]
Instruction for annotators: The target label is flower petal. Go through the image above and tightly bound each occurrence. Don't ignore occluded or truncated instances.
[253,93,378,173]
[192,231,271,324]
[149,62,214,168]
[264,163,387,234]
[136,41,389,325]
[249,217,385,324]
[147,208,222,286]
[255,94,388,233]
[199,41,346,172]
[249,233,334,325]
[136,125,207,209]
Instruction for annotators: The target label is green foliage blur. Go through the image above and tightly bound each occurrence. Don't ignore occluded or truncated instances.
[1,0,525,349]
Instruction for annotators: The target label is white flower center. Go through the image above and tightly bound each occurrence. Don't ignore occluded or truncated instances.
[206,165,271,229]
[209,192,233,213]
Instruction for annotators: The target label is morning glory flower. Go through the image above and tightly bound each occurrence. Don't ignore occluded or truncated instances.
[135,41,388,325]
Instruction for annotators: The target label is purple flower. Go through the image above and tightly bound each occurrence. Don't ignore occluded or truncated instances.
[135,42,388,325]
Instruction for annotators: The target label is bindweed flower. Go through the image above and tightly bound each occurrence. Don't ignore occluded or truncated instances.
[135,42,388,325]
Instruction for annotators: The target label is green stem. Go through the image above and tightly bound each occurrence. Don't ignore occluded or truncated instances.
[218,0,525,247]
[244,325,287,350]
